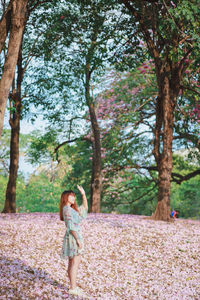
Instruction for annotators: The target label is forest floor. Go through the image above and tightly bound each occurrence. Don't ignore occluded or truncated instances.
[0,212,199,300]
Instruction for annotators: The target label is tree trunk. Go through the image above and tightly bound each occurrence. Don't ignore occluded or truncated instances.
[2,43,23,213]
[0,0,28,139]
[85,65,102,213]
[2,96,20,213]
[89,103,102,213]
[0,0,12,54]
[152,71,176,221]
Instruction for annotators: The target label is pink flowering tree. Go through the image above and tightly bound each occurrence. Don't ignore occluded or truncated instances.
[85,64,158,209]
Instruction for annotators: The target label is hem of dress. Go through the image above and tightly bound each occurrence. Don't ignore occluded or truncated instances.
[60,252,84,260]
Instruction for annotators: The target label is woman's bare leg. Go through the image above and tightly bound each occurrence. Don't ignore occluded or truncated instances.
[69,255,81,289]
[68,258,73,287]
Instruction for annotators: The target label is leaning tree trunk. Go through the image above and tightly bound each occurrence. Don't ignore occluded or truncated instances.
[0,0,12,54]
[152,72,176,221]
[2,43,23,213]
[0,0,28,139]
[85,65,102,213]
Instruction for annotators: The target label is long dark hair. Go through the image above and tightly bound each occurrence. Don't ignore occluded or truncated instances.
[59,190,80,221]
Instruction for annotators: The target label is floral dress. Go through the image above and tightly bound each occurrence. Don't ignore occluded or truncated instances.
[61,204,88,259]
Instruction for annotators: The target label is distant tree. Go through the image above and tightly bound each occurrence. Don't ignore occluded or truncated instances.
[25,0,126,212]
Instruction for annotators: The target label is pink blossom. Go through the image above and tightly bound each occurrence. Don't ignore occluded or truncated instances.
[0,213,199,299]
[170,1,176,7]
[118,177,123,183]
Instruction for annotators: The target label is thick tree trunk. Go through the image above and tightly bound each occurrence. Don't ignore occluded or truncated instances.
[152,72,176,221]
[0,0,12,54]
[0,0,28,139]
[2,43,23,213]
[85,66,102,213]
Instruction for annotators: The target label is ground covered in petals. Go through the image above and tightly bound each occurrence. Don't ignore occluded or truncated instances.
[0,212,199,300]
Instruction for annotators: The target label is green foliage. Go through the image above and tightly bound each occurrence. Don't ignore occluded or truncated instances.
[27,129,59,164]
[0,130,32,176]
[16,173,63,213]
[1,149,199,217]
[171,154,200,219]
[171,177,200,219]
[0,129,10,175]
[22,0,132,133]
[173,153,199,174]
[0,175,8,211]
[0,175,25,212]
[101,172,158,215]
[61,140,92,203]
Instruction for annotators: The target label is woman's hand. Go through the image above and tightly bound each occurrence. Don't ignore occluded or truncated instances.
[77,239,83,249]
[77,185,85,196]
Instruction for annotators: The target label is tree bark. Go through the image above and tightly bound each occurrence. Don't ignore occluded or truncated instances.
[152,69,176,221]
[85,65,102,213]
[2,43,23,213]
[0,0,12,54]
[0,0,28,139]
[2,93,20,213]
[89,103,102,213]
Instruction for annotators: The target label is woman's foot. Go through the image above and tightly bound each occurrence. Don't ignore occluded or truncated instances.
[68,286,85,296]
[76,286,84,293]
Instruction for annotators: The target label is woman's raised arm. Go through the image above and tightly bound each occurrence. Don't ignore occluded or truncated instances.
[77,185,88,211]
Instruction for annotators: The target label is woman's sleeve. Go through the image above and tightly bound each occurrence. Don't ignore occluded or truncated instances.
[63,207,77,232]
[78,204,88,219]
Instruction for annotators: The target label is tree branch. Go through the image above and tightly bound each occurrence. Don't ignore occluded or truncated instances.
[178,47,193,75]
[180,85,200,97]
[171,169,200,184]
[173,131,200,150]
[121,0,160,62]
[54,136,92,153]
[140,165,200,184]
[128,183,157,203]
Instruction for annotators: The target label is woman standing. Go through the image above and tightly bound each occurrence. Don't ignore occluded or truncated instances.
[59,185,88,297]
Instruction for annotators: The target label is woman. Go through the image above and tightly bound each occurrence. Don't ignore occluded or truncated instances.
[60,185,88,297]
